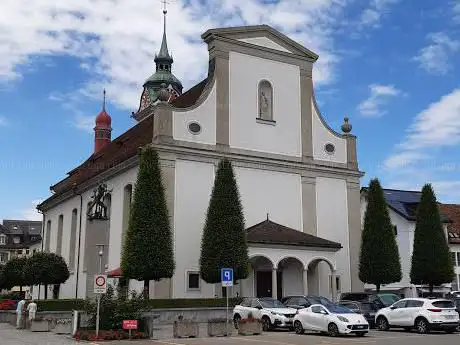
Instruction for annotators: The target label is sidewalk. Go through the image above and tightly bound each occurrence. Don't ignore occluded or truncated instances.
[0,323,76,345]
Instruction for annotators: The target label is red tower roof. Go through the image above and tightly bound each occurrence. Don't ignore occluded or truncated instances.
[96,109,111,127]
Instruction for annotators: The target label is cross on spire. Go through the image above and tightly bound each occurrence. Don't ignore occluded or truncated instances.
[161,0,168,14]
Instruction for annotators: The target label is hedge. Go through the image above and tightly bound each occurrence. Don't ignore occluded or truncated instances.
[34,298,243,311]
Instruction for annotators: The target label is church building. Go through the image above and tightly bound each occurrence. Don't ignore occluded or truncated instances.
[37,11,364,301]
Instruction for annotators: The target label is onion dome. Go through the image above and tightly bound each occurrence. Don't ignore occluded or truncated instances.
[96,90,111,127]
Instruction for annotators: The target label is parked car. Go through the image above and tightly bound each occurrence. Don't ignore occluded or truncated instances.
[453,298,460,331]
[293,303,369,337]
[282,295,332,309]
[232,297,297,331]
[338,300,377,328]
[375,298,459,334]
[339,291,401,309]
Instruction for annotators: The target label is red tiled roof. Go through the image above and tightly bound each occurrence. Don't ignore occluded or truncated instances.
[439,204,460,244]
[247,219,342,249]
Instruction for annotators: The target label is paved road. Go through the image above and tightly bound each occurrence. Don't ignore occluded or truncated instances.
[1,323,460,345]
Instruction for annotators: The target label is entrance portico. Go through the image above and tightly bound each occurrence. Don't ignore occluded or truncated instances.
[239,219,342,301]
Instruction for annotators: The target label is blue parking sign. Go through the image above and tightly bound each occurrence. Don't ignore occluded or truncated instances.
[221,268,233,287]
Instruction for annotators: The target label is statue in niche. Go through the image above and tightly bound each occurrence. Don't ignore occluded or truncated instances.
[87,183,112,220]
[258,81,273,120]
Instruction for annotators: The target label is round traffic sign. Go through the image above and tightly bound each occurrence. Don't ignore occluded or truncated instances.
[95,275,106,287]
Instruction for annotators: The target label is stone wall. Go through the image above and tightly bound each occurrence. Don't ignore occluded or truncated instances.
[0,307,230,325]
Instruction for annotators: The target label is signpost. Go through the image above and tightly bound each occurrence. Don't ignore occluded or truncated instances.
[123,320,138,339]
[94,274,107,337]
[221,268,233,335]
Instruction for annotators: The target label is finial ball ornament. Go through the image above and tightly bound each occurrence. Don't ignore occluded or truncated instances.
[341,116,352,134]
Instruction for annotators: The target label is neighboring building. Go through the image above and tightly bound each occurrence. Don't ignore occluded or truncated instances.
[0,220,42,264]
[360,188,457,297]
[0,220,42,297]
[439,204,460,291]
[37,15,364,300]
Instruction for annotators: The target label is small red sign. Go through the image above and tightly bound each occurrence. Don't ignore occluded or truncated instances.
[123,320,138,330]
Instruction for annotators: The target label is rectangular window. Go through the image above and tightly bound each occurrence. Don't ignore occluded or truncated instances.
[0,236,5,245]
[0,252,7,263]
[451,252,457,266]
[17,250,23,255]
[457,252,460,267]
[187,272,200,291]
[26,249,29,255]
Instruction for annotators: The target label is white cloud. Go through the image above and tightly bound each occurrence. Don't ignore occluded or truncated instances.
[413,32,460,75]
[359,0,399,28]
[0,0,346,111]
[73,114,94,133]
[453,0,460,23]
[357,83,402,117]
[382,151,428,169]
[0,116,7,126]
[383,89,460,184]
[21,200,43,221]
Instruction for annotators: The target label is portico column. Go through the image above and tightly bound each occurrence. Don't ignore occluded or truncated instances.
[272,268,277,299]
[331,270,337,302]
[303,269,308,295]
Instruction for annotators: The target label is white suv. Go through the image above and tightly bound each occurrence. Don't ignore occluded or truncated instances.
[233,297,297,331]
[375,298,459,334]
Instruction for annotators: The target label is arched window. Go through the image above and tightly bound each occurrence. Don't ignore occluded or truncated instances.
[258,80,273,121]
[121,184,133,252]
[56,215,64,255]
[45,220,52,252]
[69,209,78,270]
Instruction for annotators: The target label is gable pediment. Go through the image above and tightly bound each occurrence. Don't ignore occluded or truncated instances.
[202,24,318,61]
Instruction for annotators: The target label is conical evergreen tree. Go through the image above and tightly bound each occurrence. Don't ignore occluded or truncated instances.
[410,184,454,293]
[359,178,402,291]
[199,158,249,284]
[121,146,175,298]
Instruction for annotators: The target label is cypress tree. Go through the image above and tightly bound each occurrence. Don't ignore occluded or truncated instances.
[359,178,402,291]
[199,158,250,284]
[121,146,174,298]
[410,184,454,293]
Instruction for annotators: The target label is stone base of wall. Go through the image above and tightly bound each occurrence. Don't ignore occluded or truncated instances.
[30,320,50,332]
[173,320,199,338]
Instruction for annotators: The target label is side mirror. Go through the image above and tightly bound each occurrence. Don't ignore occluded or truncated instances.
[390,306,397,310]
[320,310,328,315]
[255,305,263,310]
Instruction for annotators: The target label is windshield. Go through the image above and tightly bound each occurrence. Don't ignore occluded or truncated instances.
[326,304,355,314]
[377,294,401,306]
[310,296,332,305]
[260,298,285,308]
[432,300,455,308]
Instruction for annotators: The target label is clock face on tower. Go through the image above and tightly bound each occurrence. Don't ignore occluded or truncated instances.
[140,89,151,110]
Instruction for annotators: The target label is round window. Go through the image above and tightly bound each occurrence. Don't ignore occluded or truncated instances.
[325,143,335,154]
[188,121,201,135]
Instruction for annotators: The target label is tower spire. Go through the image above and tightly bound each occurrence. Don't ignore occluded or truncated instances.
[102,88,106,112]
[157,0,171,60]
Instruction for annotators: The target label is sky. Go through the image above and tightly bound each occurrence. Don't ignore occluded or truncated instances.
[0,0,460,221]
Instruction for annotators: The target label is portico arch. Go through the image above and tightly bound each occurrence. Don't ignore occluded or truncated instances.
[249,255,276,298]
[277,256,305,298]
[307,257,338,301]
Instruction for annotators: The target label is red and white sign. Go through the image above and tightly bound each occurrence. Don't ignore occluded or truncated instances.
[93,274,107,294]
[123,320,138,330]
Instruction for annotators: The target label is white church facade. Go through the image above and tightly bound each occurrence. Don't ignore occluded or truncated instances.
[37,23,364,301]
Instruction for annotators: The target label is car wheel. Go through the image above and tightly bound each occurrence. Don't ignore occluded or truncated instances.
[294,320,304,335]
[415,317,429,334]
[233,315,241,329]
[328,323,339,337]
[376,316,389,331]
[262,316,271,332]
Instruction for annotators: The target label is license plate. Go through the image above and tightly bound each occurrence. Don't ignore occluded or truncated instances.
[356,325,366,329]
[444,315,455,319]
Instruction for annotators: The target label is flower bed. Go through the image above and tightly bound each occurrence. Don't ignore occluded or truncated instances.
[73,330,149,341]
[0,299,17,310]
